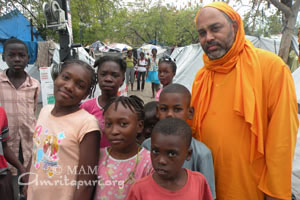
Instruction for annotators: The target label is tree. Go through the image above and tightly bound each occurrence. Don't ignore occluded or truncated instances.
[268,0,300,63]
[0,0,199,47]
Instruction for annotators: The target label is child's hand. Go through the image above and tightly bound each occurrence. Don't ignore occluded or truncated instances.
[19,167,29,184]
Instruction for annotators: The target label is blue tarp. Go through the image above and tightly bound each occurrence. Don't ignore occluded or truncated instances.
[0,10,43,64]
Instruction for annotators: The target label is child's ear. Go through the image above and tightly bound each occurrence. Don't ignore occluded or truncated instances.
[137,120,144,134]
[187,106,194,120]
[186,147,193,161]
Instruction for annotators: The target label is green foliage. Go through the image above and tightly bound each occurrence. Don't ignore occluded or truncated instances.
[243,8,282,37]
[0,0,200,47]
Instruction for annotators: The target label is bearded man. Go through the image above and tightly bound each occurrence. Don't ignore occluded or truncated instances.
[191,2,299,200]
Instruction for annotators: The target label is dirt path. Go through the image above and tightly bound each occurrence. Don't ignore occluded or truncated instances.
[127,80,160,104]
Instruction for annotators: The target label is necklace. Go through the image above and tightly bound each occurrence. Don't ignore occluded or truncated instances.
[104,146,141,192]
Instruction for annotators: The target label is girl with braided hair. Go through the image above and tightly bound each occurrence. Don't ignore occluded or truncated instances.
[94,95,152,200]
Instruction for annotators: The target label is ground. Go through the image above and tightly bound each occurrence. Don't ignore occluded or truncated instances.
[127,80,159,104]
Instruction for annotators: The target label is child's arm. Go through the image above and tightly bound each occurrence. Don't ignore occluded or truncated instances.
[3,141,26,178]
[33,83,41,113]
[74,130,100,200]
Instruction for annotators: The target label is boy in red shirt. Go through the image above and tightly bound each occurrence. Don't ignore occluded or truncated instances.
[126,118,212,200]
[0,107,26,200]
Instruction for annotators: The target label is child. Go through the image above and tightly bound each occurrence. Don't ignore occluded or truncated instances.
[142,83,216,199]
[94,95,152,200]
[81,56,126,147]
[146,48,160,98]
[156,56,177,100]
[0,38,40,198]
[136,52,148,91]
[27,59,101,200]
[0,107,27,200]
[125,49,136,91]
[127,118,213,200]
[136,101,159,145]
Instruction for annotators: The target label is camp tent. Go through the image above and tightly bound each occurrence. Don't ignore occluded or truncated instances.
[0,10,43,64]
[293,118,300,199]
[137,44,167,59]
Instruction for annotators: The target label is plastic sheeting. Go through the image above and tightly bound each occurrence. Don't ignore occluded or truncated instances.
[293,116,300,199]
[171,44,204,91]
[137,44,167,59]
[0,10,43,64]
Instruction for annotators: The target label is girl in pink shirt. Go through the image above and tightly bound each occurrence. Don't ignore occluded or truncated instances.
[81,56,126,147]
[94,95,152,200]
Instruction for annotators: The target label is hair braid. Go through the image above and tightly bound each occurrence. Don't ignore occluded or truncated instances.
[103,95,144,120]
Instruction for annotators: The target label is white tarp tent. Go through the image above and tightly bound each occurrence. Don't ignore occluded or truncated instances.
[293,116,300,199]
[137,44,167,59]
[107,43,132,52]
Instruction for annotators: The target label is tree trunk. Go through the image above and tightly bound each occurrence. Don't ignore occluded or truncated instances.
[278,12,297,63]
[269,0,300,63]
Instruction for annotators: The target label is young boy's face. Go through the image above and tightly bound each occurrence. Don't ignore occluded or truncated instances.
[3,43,29,72]
[157,93,193,121]
[151,131,191,180]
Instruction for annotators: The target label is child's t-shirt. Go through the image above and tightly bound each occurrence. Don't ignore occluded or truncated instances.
[27,105,100,200]
[142,137,216,199]
[0,107,9,175]
[155,88,162,101]
[126,169,213,200]
[94,147,152,200]
[148,57,159,72]
[80,97,110,147]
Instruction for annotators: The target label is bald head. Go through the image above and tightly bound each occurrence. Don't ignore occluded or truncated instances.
[195,7,238,60]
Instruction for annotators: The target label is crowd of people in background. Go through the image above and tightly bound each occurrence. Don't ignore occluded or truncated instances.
[0,1,299,200]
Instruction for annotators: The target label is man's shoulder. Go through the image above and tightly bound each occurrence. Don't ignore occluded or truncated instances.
[254,48,285,66]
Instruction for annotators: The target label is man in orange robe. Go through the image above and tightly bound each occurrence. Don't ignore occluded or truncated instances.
[191,2,299,200]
